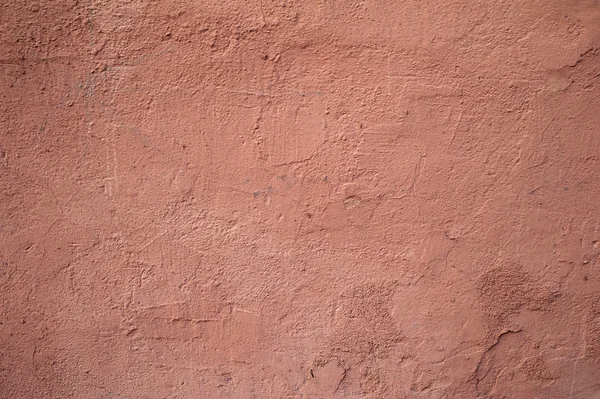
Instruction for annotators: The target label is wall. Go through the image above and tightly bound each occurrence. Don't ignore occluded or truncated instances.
[1,0,600,397]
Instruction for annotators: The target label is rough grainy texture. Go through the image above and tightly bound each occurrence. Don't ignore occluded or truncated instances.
[1,0,600,398]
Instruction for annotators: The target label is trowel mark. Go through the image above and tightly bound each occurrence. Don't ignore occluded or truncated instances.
[104,145,118,197]
[343,195,361,209]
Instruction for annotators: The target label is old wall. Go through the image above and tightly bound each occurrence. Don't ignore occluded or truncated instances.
[2,0,600,397]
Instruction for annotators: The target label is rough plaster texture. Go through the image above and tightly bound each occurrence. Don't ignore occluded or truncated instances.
[2,1,600,398]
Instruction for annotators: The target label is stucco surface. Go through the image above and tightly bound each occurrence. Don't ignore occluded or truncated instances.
[2,1,600,398]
